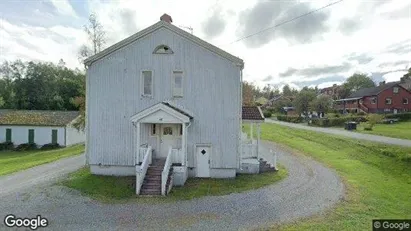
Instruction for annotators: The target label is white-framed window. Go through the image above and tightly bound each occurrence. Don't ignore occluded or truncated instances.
[370,97,377,104]
[403,98,409,105]
[141,70,153,97]
[163,127,173,135]
[172,70,183,97]
[385,97,392,105]
[151,124,157,136]
[393,87,399,93]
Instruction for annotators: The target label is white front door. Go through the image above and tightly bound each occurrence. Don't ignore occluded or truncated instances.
[196,146,210,177]
[159,124,178,158]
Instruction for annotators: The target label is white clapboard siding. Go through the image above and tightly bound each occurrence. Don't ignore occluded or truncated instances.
[87,27,240,169]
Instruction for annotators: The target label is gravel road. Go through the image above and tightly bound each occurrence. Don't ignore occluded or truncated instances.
[0,141,343,231]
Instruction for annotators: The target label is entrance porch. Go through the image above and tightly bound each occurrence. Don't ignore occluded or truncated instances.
[130,102,193,195]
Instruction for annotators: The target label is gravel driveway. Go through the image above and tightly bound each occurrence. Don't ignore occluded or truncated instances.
[0,141,344,231]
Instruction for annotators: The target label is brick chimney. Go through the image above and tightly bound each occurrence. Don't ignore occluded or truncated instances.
[160,13,172,23]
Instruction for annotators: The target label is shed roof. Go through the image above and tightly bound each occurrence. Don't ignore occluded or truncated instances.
[0,110,80,126]
[242,106,265,121]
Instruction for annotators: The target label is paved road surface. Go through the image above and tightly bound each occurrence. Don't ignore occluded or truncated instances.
[266,119,411,147]
[0,142,343,230]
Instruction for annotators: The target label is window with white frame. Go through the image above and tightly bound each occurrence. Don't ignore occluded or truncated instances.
[403,98,409,105]
[393,87,399,93]
[371,97,377,104]
[141,71,153,96]
[385,97,392,105]
[151,124,156,136]
[173,71,183,97]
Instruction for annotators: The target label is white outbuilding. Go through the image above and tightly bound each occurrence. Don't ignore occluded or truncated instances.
[0,110,85,147]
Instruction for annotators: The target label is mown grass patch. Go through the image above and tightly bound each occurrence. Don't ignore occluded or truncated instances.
[61,165,287,203]
[0,144,84,176]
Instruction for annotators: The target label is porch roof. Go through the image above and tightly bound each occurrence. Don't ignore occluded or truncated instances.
[242,106,265,121]
[130,102,193,124]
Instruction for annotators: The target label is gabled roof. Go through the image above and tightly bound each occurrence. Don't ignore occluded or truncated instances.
[0,110,80,126]
[162,102,193,119]
[84,20,244,68]
[348,82,401,98]
[242,106,264,121]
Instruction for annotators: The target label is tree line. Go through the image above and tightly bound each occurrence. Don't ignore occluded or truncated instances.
[244,70,411,116]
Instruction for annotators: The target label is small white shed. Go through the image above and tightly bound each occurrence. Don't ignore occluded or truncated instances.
[0,110,85,147]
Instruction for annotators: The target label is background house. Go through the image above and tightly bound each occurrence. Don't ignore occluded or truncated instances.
[0,110,85,146]
[334,82,411,114]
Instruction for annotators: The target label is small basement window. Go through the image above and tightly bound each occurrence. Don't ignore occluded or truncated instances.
[153,45,173,54]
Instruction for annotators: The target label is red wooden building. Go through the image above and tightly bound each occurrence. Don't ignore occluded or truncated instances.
[334,82,411,114]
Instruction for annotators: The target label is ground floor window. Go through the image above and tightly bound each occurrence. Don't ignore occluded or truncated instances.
[6,128,12,142]
[28,129,35,144]
[385,97,392,105]
[52,129,58,144]
[403,98,409,105]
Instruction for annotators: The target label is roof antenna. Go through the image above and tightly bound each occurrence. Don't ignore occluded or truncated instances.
[179,25,193,34]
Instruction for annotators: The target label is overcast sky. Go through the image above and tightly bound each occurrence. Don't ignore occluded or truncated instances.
[0,0,410,90]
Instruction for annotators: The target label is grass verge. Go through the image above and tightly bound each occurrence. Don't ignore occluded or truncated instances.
[254,123,411,231]
[0,144,85,176]
[61,165,287,203]
[355,121,411,140]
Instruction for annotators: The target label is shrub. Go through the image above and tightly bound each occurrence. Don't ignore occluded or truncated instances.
[0,141,14,151]
[309,116,367,127]
[277,115,304,123]
[263,110,272,118]
[357,111,366,116]
[385,112,411,121]
[365,114,384,130]
[41,143,61,150]
[15,143,38,151]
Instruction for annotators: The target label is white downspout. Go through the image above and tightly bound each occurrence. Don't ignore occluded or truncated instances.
[185,122,191,167]
[239,67,243,170]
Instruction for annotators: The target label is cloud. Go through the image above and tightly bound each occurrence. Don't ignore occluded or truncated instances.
[119,9,139,35]
[49,0,78,18]
[378,60,410,69]
[346,53,374,65]
[202,6,226,39]
[383,39,411,55]
[279,63,352,78]
[292,75,346,88]
[338,18,361,36]
[236,1,330,48]
[262,75,273,82]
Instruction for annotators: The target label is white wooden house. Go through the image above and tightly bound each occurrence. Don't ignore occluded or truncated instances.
[84,14,270,195]
[0,110,85,147]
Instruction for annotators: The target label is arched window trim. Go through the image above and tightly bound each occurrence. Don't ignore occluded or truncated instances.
[153,45,174,54]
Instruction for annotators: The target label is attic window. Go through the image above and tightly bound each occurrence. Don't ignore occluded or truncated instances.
[153,45,173,54]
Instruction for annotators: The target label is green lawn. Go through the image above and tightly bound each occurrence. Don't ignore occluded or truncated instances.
[355,121,411,140]
[0,144,85,176]
[62,165,287,203]
[255,123,411,231]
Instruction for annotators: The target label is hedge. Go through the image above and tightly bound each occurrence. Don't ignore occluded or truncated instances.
[40,143,61,150]
[309,116,367,127]
[263,110,272,118]
[0,142,14,151]
[277,115,304,123]
[385,112,411,121]
[15,143,38,151]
